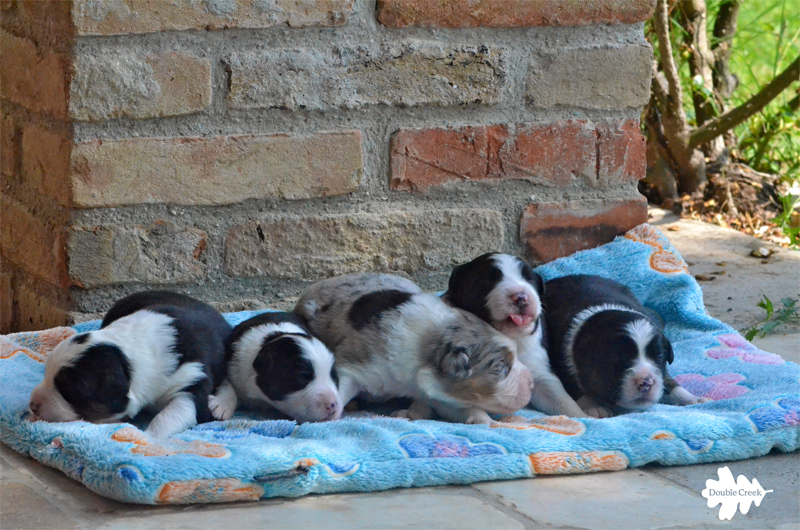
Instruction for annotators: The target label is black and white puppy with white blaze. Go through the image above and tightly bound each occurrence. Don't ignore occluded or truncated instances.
[444,253,588,418]
[215,311,342,423]
[28,291,231,439]
[543,275,708,418]
[295,273,533,425]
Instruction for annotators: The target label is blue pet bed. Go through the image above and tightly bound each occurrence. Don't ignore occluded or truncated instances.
[1,224,798,504]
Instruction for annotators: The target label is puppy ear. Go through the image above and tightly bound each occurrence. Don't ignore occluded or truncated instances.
[440,345,472,379]
[660,335,674,364]
[520,260,544,293]
[252,341,276,376]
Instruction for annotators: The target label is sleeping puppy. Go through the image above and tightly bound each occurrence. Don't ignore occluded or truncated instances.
[544,275,707,418]
[28,291,231,439]
[214,311,342,422]
[295,273,533,425]
[445,253,587,418]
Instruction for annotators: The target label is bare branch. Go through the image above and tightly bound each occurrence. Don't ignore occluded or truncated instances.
[712,0,740,99]
[689,55,800,148]
[653,0,684,108]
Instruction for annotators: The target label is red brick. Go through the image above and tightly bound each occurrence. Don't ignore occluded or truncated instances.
[22,124,72,205]
[377,0,656,28]
[15,283,67,332]
[391,120,647,193]
[0,261,11,333]
[597,120,647,185]
[0,196,68,287]
[520,197,648,262]
[0,31,69,117]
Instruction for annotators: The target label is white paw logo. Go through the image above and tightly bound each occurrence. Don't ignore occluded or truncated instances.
[702,466,773,520]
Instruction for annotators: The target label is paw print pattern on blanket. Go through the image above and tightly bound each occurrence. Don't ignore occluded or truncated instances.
[748,397,800,432]
[650,431,714,454]
[155,478,264,504]
[528,451,629,474]
[624,224,689,275]
[706,333,785,365]
[673,373,750,401]
[0,327,76,363]
[492,415,586,436]
[111,426,231,458]
[398,433,506,458]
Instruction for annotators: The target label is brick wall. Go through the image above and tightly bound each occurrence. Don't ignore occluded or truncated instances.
[0,0,654,332]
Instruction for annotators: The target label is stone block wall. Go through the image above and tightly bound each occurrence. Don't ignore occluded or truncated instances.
[0,0,654,332]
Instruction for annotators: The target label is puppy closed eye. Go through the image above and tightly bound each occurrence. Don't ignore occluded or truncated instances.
[492,359,510,379]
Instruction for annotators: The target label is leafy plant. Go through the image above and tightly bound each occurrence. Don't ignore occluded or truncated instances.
[742,295,800,340]
[772,193,800,247]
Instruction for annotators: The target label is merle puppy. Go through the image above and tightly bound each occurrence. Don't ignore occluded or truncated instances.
[28,291,231,438]
[445,253,587,417]
[214,311,342,423]
[296,273,533,425]
[544,275,707,417]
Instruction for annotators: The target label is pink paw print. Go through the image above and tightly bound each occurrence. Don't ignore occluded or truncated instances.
[705,333,785,365]
[673,373,749,401]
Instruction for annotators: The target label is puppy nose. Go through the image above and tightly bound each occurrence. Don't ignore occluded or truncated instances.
[637,376,654,394]
[511,292,528,308]
[325,402,337,412]
[29,400,40,415]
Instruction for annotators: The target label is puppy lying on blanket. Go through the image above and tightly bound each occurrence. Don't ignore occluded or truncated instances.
[295,273,533,425]
[28,291,231,438]
[211,312,342,423]
[445,253,588,418]
[544,275,708,418]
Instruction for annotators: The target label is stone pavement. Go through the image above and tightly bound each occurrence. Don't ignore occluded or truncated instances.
[2,211,799,530]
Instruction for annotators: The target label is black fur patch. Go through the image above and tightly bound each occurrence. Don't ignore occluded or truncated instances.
[72,333,89,344]
[446,253,503,324]
[347,290,413,330]
[54,343,131,422]
[253,334,315,401]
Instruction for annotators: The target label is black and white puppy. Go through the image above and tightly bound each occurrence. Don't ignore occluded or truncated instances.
[445,253,588,418]
[213,311,342,423]
[295,273,533,425]
[544,275,707,418]
[28,291,231,438]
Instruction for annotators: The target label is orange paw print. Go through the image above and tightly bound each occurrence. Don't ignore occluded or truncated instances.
[493,415,586,436]
[1,328,77,363]
[111,426,230,458]
[528,450,629,475]
[625,224,688,275]
[156,478,263,504]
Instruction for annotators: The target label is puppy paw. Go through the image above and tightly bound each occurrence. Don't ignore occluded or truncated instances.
[697,396,712,404]
[208,394,234,421]
[584,406,613,419]
[464,410,494,425]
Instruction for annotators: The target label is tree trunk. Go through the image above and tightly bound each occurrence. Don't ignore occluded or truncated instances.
[712,0,740,100]
[680,0,725,159]
[651,0,707,195]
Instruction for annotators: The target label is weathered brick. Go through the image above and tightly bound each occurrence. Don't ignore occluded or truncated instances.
[1,113,18,178]
[0,263,11,333]
[70,52,212,121]
[68,220,208,288]
[227,43,505,111]
[377,0,656,28]
[22,124,72,205]
[526,45,652,109]
[69,131,362,207]
[224,209,504,280]
[0,197,68,287]
[390,120,645,192]
[520,197,648,262]
[15,283,66,332]
[597,120,647,186]
[71,0,354,36]
[0,31,69,117]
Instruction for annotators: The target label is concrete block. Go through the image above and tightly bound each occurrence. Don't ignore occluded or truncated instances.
[71,0,354,35]
[70,52,212,121]
[224,209,504,280]
[227,42,505,110]
[68,220,208,288]
[526,45,653,109]
[69,131,363,207]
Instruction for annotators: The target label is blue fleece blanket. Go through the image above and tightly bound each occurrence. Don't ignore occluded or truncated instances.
[1,224,798,504]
